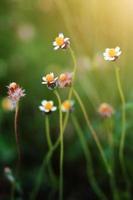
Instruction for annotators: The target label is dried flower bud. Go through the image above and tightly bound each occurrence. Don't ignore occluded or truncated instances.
[7,82,25,108]
[58,72,73,88]
[4,167,15,183]
[98,103,114,118]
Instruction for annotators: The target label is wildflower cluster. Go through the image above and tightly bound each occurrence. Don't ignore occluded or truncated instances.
[42,72,73,90]
[41,32,74,115]
[3,31,125,200]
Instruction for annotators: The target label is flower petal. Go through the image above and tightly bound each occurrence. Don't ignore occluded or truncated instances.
[44,109,50,113]
[39,106,45,111]
[54,46,59,50]
[42,82,47,84]
[105,48,110,53]
[53,41,57,46]
[64,38,69,42]
[61,44,66,48]
[59,33,64,38]
[115,46,120,52]
[51,106,57,111]
[49,101,53,106]
[41,100,47,105]
[116,51,122,56]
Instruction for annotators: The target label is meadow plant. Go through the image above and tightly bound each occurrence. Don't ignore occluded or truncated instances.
[7,82,25,163]
[103,47,130,194]
[4,34,132,200]
[4,167,22,200]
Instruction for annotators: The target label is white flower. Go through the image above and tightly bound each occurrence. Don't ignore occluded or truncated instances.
[42,72,58,90]
[53,33,70,50]
[39,100,57,113]
[103,47,122,61]
[42,73,58,84]
[61,100,74,112]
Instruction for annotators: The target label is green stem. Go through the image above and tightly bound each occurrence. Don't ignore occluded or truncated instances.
[30,116,57,200]
[45,116,52,149]
[11,182,15,200]
[14,102,21,165]
[61,47,77,139]
[14,102,21,175]
[30,157,47,200]
[54,90,63,200]
[104,118,120,200]
[72,115,107,200]
[114,65,131,197]
[73,88,111,175]
[115,66,126,172]
[45,116,57,187]
[68,47,77,98]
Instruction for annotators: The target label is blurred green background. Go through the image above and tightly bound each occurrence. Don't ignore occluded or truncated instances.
[0,0,133,199]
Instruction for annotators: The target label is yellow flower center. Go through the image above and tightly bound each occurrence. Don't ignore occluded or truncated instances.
[44,102,53,110]
[55,37,64,46]
[63,101,71,110]
[108,49,116,57]
[59,73,67,81]
[46,74,54,83]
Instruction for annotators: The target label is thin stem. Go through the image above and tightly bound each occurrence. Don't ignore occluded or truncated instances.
[54,90,63,200]
[68,47,77,98]
[114,65,131,196]
[45,116,57,187]
[30,116,57,200]
[104,118,120,200]
[72,115,107,200]
[61,47,77,140]
[14,102,21,168]
[30,157,47,200]
[45,116,52,149]
[115,66,126,171]
[73,89,112,176]
[11,182,15,200]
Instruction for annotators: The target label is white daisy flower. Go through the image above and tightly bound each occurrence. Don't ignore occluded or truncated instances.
[39,100,57,113]
[42,72,58,90]
[61,100,74,112]
[42,73,58,84]
[103,47,122,61]
[53,33,70,50]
